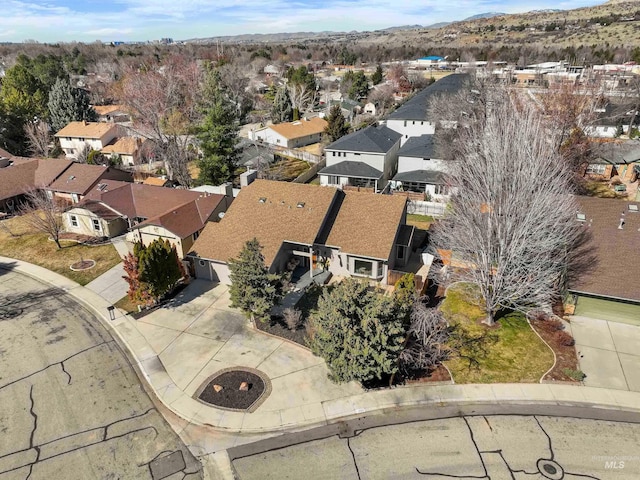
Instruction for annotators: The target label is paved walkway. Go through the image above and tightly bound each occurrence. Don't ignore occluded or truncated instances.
[570,315,640,392]
[85,262,128,304]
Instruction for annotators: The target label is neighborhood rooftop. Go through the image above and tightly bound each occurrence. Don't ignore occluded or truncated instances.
[0,157,73,203]
[267,117,327,140]
[48,163,115,195]
[387,73,469,121]
[325,124,401,153]
[398,134,439,158]
[54,121,117,139]
[319,161,383,179]
[570,196,640,303]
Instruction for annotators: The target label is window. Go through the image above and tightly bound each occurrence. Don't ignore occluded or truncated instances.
[434,184,448,195]
[71,193,79,203]
[354,153,361,156]
[586,164,606,175]
[397,245,404,260]
[327,175,338,185]
[332,152,336,156]
[353,259,373,277]
[70,215,78,227]
[193,231,200,241]
[377,262,383,278]
[92,219,100,232]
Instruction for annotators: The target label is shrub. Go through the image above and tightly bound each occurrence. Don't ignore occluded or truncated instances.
[562,368,586,381]
[554,330,575,347]
[283,307,303,331]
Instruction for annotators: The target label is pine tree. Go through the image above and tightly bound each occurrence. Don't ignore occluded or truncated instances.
[270,85,293,124]
[196,68,240,185]
[47,78,97,132]
[307,278,406,383]
[324,105,350,142]
[228,238,281,322]
[372,65,384,85]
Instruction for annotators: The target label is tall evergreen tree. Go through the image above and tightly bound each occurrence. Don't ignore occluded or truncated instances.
[228,238,281,322]
[324,105,349,142]
[307,278,406,383]
[196,68,240,185]
[271,85,293,124]
[48,78,97,132]
[372,65,384,85]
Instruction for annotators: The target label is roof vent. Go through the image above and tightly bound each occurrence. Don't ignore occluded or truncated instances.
[97,183,108,191]
[259,197,267,203]
[576,212,586,222]
[628,204,638,213]
[297,202,305,208]
[69,175,76,181]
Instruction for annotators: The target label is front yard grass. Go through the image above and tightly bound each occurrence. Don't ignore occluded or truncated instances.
[441,283,554,384]
[406,214,434,230]
[583,181,626,199]
[0,215,121,286]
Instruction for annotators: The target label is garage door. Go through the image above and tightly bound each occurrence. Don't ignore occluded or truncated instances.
[574,296,640,326]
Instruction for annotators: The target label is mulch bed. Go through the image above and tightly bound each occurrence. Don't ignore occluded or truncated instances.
[70,259,96,271]
[130,282,189,319]
[255,316,308,347]
[198,370,265,411]
[530,317,581,382]
[405,365,452,384]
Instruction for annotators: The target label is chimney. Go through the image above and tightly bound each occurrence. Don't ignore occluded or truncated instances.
[618,217,625,230]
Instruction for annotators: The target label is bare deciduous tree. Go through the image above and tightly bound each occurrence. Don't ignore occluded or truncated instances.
[430,93,580,326]
[283,307,303,331]
[24,121,52,157]
[117,55,201,187]
[397,301,450,376]
[287,83,314,118]
[74,143,91,164]
[19,188,64,249]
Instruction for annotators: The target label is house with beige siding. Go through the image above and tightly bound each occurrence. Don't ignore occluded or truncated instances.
[55,121,119,159]
[250,117,327,148]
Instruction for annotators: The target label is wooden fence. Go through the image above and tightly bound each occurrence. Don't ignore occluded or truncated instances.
[387,269,426,293]
[293,159,326,184]
[407,200,446,217]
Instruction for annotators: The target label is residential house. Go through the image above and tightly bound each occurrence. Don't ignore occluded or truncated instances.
[93,105,131,123]
[385,73,467,141]
[568,196,640,323]
[101,137,146,166]
[584,103,640,139]
[0,157,73,214]
[319,124,401,191]
[390,134,450,199]
[47,163,133,205]
[250,117,328,149]
[584,140,640,182]
[188,179,409,286]
[65,181,230,257]
[55,121,119,159]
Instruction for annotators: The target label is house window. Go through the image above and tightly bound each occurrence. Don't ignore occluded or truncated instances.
[193,231,200,241]
[92,219,100,232]
[397,245,404,260]
[328,175,338,185]
[332,152,336,156]
[354,153,361,156]
[70,215,78,227]
[353,259,373,277]
[71,193,79,203]
[377,262,383,278]
[586,164,606,175]
[434,184,448,195]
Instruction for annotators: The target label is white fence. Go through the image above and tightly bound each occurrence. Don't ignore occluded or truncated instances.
[407,200,446,217]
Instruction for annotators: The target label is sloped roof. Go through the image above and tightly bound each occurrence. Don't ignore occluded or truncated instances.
[393,170,445,184]
[101,137,144,155]
[48,163,110,195]
[591,140,640,165]
[398,134,438,158]
[387,74,468,121]
[325,124,401,153]
[0,158,74,201]
[268,117,327,140]
[143,177,170,186]
[54,121,117,139]
[136,193,226,238]
[319,160,383,179]
[189,179,338,265]
[93,105,126,116]
[326,191,407,260]
[570,196,640,302]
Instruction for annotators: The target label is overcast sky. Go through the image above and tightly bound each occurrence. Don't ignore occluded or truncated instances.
[1,0,603,43]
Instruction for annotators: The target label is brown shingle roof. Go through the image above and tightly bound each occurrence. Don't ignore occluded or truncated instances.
[142,177,170,186]
[48,163,110,195]
[268,117,327,140]
[136,193,226,238]
[570,196,640,302]
[0,158,73,201]
[326,191,407,260]
[93,105,126,116]
[101,137,144,156]
[190,180,338,265]
[54,121,117,139]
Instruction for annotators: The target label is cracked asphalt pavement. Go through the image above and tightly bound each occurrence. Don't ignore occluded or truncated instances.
[232,414,640,479]
[0,268,202,479]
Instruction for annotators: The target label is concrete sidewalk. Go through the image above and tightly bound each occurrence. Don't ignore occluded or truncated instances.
[85,262,128,304]
[3,256,640,437]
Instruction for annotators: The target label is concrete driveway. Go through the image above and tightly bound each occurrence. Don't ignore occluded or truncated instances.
[135,280,363,417]
[569,316,640,392]
[85,262,128,304]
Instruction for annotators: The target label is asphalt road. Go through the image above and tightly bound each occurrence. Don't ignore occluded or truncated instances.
[0,268,202,480]
[232,414,640,480]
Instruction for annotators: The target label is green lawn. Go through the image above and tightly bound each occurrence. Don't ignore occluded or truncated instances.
[406,214,434,230]
[441,283,554,384]
[0,215,121,286]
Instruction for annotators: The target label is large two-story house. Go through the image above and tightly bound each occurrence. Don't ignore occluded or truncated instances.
[55,121,119,159]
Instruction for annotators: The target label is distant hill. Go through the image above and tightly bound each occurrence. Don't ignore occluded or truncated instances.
[463,12,506,21]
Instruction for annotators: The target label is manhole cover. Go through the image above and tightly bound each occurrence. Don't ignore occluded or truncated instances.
[537,458,564,480]
[149,451,186,480]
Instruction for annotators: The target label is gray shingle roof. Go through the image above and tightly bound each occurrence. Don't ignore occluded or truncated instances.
[398,134,438,158]
[592,140,640,165]
[387,74,468,121]
[393,170,445,184]
[325,124,401,153]
[320,161,383,179]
